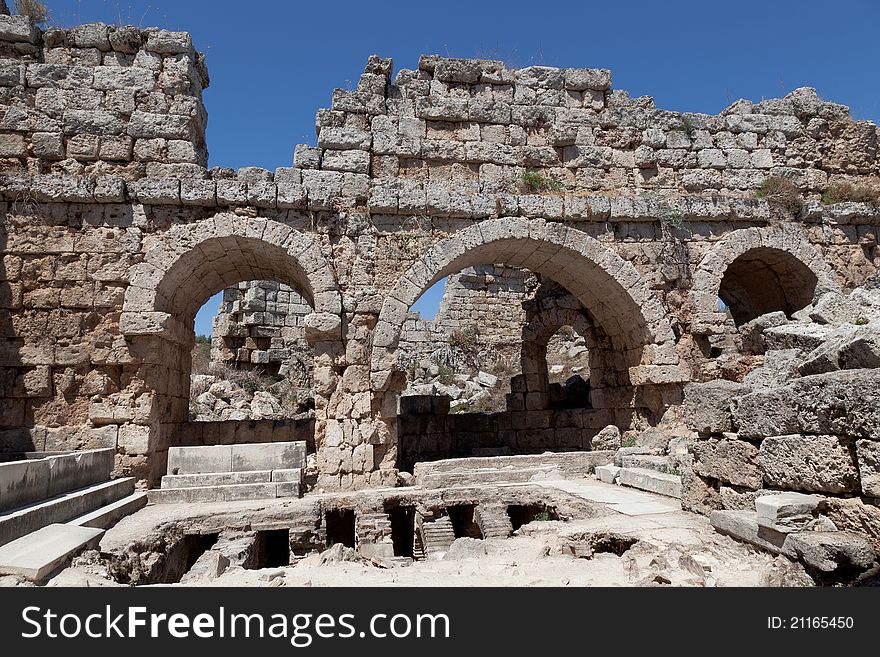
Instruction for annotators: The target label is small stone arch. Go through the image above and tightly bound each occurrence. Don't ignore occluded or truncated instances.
[122,214,341,341]
[118,214,342,484]
[691,224,840,326]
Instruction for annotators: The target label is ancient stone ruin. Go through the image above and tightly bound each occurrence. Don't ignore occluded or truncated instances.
[0,12,878,586]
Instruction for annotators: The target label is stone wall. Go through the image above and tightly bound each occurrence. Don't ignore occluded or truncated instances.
[211,280,312,384]
[398,265,537,369]
[0,15,878,493]
[397,394,618,472]
[0,18,209,180]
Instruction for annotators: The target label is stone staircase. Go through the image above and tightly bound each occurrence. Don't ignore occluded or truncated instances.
[355,512,395,559]
[148,441,307,503]
[474,505,513,538]
[0,448,147,581]
[413,451,615,489]
[596,454,682,499]
[417,515,456,558]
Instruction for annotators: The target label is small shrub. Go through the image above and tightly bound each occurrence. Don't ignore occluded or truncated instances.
[533,511,553,522]
[658,201,688,232]
[621,435,637,448]
[854,317,869,326]
[821,182,880,206]
[14,0,50,23]
[518,169,564,193]
[195,334,210,345]
[755,176,804,217]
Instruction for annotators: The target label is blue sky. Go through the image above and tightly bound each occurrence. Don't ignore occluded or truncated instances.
[47,0,880,335]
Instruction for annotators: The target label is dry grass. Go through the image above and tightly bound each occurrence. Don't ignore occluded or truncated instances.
[821,181,880,206]
[14,0,50,23]
[755,176,804,217]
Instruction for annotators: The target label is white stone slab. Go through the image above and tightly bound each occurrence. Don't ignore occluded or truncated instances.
[0,523,104,581]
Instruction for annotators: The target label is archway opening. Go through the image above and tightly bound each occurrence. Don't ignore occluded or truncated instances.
[189,280,314,423]
[718,247,819,326]
[385,224,663,472]
[125,230,327,485]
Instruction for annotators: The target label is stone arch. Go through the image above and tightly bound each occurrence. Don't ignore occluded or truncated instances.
[371,217,684,394]
[122,214,340,339]
[692,224,840,326]
[118,214,341,484]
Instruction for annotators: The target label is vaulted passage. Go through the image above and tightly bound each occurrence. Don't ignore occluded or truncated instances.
[375,219,677,472]
[719,247,819,325]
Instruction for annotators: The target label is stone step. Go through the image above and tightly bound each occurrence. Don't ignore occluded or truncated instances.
[616,467,682,498]
[710,510,795,558]
[419,465,561,489]
[474,505,513,539]
[0,523,105,582]
[147,481,300,504]
[413,451,615,480]
[421,517,456,555]
[167,441,306,475]
[595,464,621,484]
[0,478,135,547]
[68,492,148,530]
[162,470,272,488]
[618,455,678,474]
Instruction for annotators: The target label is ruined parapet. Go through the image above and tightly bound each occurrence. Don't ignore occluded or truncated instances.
[0,16,209,179]
[398,265,537,369]
[210,280,313,383]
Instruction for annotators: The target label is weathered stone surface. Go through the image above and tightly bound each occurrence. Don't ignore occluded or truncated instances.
[682,380,749,434]
[856,440,880,498]
[759,435,860,494]
[591,425,621,451]
[755,492,821,532]
[819,498,880,554]
[692,437,762,489]
[733,370,880,441]
[786,531,876,574]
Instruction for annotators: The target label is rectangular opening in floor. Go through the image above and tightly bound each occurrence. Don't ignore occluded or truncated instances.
[385,505,415,557]
[159,532,219,584]
[447,504,483,539]
[247,528,291,569]
[325,508,356,548]
[506,504,559,531]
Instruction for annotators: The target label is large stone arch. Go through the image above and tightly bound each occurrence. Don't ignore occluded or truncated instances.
[372,218,681,387]
[117,214,342,484]
[691,224,840,326]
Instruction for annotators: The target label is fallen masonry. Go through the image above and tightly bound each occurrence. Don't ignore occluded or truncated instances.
[0,13,879,586]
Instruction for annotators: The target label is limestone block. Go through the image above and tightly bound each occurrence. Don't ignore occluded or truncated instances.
[322,149,370,174]
[63,109,124,135]
[856,440,880,498]
[93,66,155,90]
[0,133,25,157]
[733,370,880,441]
[563,68,611,91]
[759,434,860,494]
[681,379,749,434]
[128,110,192,139]
[0,14,39,42]
[692,437,762,489]
[145,29,192,54]
[786,532,876,574]
[755,492,821,533]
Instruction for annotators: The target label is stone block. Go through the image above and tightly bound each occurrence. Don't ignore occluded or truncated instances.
[0,524,104,582]
[692,437,762,489]
[755,492,821,533]
[760,434,860,494]
[681,380,748,434]
[734,370,880,441]
[856,439,880,498]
